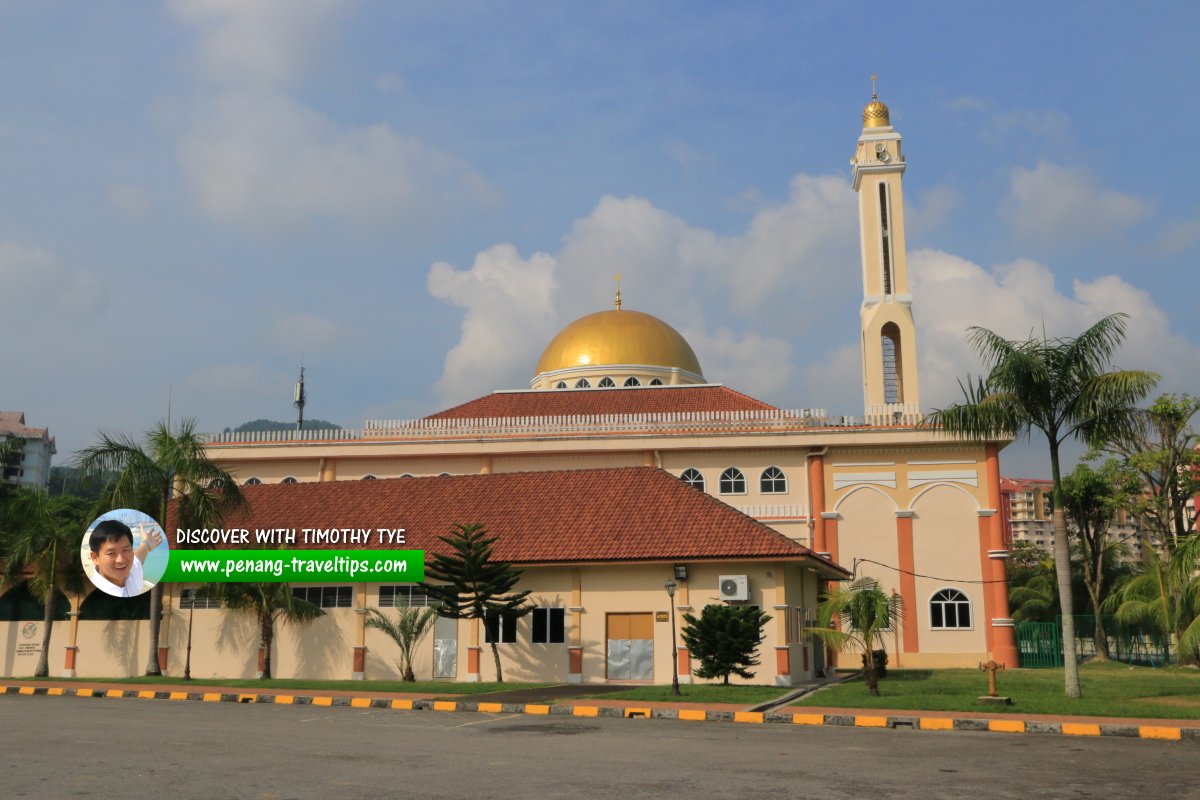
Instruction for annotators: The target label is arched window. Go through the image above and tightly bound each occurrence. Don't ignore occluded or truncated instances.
[648,378,663,386]
[623,376,641,387]
[679,468,705,491]
[598,376,616,388]
[362,474,377,480]
[438,472,451,477]
[881,322,903,404]
[760,466,787,494]
[281,477,298,484]
[244,477,262,486]
[400,473,414,478]
[555,381,567,389]
[930,589,971,629]
[719,468,746,495]
[574,378,591,389]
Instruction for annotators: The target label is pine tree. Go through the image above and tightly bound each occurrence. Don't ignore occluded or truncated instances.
[421,523,531,682]
[680,604,771,685]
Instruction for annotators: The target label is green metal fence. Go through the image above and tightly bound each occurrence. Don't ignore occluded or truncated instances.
[1015,621,1062,668]
[1016,616,1169,668]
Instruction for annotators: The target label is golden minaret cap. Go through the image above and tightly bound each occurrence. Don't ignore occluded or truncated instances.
[862,74,891,128]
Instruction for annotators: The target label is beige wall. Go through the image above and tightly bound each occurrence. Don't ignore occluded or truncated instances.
[911,485,987,656]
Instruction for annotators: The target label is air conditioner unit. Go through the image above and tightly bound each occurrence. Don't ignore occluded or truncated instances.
[718,575,749,602]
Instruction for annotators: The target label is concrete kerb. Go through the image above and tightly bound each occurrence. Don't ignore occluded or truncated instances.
[2,684,1194,743]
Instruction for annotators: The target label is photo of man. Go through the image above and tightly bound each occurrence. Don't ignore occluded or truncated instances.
[82,514,167,598]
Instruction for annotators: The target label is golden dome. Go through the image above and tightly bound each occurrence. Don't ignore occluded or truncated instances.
[863,95,890,128]
[863,75,890,128]
[534,309,703,378]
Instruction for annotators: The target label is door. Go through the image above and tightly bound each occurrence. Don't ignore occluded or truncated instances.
[433,615,458,678]
[606,613,654,680]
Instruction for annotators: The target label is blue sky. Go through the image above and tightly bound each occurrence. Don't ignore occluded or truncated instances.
[2,1,1197,478]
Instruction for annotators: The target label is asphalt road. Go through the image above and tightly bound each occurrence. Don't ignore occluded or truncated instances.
[2,696,1196,800]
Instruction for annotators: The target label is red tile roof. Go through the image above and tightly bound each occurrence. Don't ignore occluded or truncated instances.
[169,467,845,574]
[427,385,778,420]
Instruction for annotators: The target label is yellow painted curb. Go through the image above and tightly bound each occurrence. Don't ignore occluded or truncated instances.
[679,709,707,722]
[138,690,156,699]
[48,687,64,696]
[391,699,414,710]
[312,696,333,707]
[623,707,651,718]
[433,701,457,712]
[525,704,551,715]
[274,695,295,705]
[169,692,188,701]
[988,720,1025,734]
[792,713,825,726]
[734,712,764,724]
[855,716,888,728]
[18,686,36,695]
[350,697,372,708]
[919,718,953,731]
[106,689,123,698]
[1139,726,1182,741]
[238,693,257,703]
[476,702,502,713]
[77,688,94,697]
[572,706,598,717]
[202,693,221,702]
[1062,723,1101,737]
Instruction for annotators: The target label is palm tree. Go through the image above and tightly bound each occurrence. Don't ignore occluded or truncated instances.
[806,577,903,696]
[364,605,438,681]
[0,490,88,676]
[925,313,1158,697]
[205,583,324,679]
[75,419,245,676]
[1108,537,1200,665]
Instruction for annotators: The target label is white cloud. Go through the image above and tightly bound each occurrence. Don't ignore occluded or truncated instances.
[172,0,492,231]
[682,327,792,396]
[1005,161,1150,245]
[427,244,559,399]
[427,175,859,405]
[908,249,1200,409]
[169,0,349,88]
[179,91,492,231]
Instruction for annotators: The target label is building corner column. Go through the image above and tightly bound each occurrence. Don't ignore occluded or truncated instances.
[567,567,583,683]
[985,443,1019,668]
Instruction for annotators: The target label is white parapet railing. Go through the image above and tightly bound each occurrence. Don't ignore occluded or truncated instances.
[201,405,928,445]
[734,503,809,519]
[203,427,364,444]
[362,408,830,439]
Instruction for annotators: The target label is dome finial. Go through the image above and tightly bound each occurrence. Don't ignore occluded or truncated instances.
[863,74,891,128]
[614,273,622,310]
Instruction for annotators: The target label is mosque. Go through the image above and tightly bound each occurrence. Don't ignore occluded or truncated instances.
[2,90,1019,684]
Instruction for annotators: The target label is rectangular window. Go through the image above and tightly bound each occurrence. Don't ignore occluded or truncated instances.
[378,585,429,608]
[293,586,353,608]
[484,611,518,644]
[531,608,565,644]
[179,588,220,609]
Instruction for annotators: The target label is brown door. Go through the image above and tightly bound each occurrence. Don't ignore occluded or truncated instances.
[606,613,654,680]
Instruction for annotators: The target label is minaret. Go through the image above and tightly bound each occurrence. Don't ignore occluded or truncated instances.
[853,77,920,413]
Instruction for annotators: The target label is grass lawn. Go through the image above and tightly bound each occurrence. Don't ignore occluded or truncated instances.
[11,676,551,696]
[571,684,788,705]
[793,661,1200,719]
